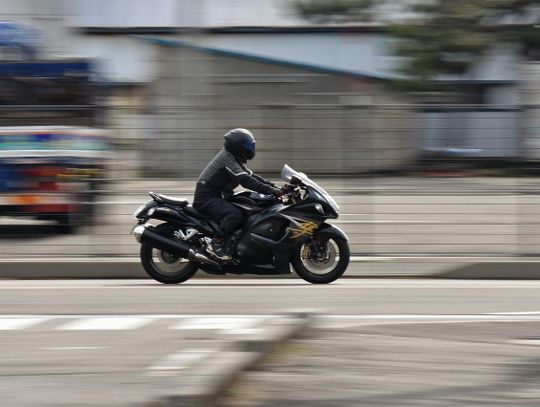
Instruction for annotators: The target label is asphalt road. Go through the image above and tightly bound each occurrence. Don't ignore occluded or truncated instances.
[3,278,540,406]
[2,278,540,315]
[227,320,540,407]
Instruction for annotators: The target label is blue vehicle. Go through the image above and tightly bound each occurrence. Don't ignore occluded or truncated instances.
[0,58,106,231]
[0,126,109,230]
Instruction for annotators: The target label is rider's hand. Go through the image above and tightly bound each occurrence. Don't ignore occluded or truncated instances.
[281,184,293,194]
[271,187,283,197]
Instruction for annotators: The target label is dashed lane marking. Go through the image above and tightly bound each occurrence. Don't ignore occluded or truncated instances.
[170,316,265,332]
[42,346,107,351]
[58,316,156,331]
[320,314,540,328]
[0,315,270,331]
[2,313,540,331]
[0,317,50,330]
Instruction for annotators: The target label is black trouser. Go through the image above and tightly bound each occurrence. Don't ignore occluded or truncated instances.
[194,197,244,238]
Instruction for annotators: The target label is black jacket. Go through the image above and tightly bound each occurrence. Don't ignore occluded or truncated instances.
[194,149,277,204]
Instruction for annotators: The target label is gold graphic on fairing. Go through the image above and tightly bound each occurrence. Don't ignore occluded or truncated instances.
[289,221,318,238]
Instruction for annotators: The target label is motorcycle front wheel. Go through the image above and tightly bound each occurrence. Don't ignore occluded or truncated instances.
[291,234,350,284]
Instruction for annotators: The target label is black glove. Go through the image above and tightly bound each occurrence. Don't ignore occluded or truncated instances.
[271,187,283,197]
[281,184,294,194]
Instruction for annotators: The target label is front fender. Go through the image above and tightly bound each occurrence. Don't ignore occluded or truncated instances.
[318,223,349,241]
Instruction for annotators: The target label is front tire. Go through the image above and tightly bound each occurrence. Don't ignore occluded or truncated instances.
[291,234,350,284]
[140,224,198,284]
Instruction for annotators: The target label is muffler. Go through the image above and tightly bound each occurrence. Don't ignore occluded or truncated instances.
[132,225,220,267]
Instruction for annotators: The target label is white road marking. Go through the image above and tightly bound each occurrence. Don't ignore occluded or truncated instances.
[170,316,263,331]
[334,220,436,224]
[489,311,540,315]
[325,314,540,320]
[0,314,271,319]
[42,346,107,351]
[147,350,214,376]
[510,339,540,346]
[0,317,50,330]
[321,314,540,328]
[2,313,540,332]
[58,316,155,330]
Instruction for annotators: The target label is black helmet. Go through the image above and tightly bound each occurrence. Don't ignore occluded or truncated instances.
[224,128,256,160]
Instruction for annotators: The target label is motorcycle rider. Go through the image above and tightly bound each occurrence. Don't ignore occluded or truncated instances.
[194,128,282,260]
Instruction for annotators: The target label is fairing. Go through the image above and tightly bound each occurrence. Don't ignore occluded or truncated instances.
[281,164,339,213]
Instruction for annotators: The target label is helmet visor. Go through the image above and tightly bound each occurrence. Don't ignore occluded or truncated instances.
[244,140,255,153]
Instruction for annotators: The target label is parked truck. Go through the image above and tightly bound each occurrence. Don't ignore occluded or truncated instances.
[0,58,107,232]
[0,126,109,231]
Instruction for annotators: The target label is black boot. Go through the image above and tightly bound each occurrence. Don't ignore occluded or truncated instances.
[207,238,232,261]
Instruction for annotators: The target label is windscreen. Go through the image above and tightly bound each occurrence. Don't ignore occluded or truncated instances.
[281,164,339,212]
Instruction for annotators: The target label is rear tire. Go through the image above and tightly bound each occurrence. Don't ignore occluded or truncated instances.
[291,234,350,284]
[139,224,198,284]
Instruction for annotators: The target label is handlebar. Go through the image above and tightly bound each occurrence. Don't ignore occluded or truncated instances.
[278,183,305,205]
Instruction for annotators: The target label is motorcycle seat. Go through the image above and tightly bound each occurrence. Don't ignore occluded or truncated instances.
[150,192,188,207]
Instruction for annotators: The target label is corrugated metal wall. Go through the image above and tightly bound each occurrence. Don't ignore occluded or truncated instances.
[144,44,415,176]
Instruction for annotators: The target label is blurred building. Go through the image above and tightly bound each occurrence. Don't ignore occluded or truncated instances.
[137,3,521,175]
[0,0,535,176]
[144,35,415,176]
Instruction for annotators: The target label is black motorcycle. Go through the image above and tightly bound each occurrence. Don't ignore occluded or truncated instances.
[131,164,350,284]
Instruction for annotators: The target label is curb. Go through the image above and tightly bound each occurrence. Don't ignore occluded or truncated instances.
[435,262,540,279]
[0,260,418,279]
[153,313,312,407]
[3,259,540,280]
[0,261,148,279]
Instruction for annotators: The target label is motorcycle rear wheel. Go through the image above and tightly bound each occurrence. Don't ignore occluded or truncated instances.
[291,234,350,284]
[140,224,198,284]
[140,244,198,284]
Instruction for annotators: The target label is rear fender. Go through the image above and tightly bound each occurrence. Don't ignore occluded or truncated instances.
[134,201,157,219]
[151,206,190,224]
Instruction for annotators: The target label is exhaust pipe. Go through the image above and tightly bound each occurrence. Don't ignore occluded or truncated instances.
[132,225,220,267]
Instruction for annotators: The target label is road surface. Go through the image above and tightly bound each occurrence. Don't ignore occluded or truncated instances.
[1,278,540,314]
[2,278,540,406]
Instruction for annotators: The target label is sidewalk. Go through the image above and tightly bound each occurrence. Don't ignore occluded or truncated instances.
[2,257,540,279]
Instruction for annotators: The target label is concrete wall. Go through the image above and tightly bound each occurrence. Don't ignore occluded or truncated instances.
[144,44,415,176]
[521,63,540,161]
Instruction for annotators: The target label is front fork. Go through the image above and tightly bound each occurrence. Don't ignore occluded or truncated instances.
[302,232,329,260]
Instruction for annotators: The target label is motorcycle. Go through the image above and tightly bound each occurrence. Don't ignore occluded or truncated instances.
[131,164,350,284]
